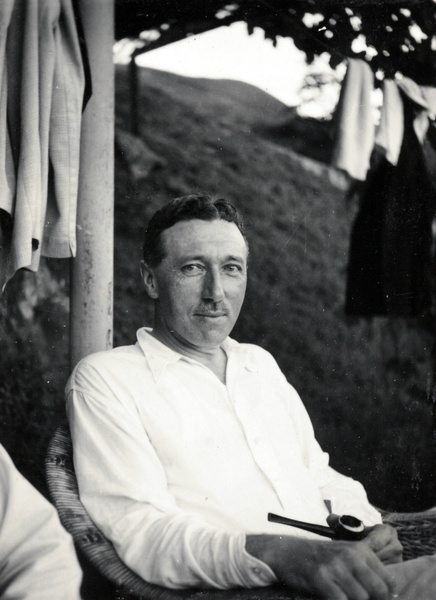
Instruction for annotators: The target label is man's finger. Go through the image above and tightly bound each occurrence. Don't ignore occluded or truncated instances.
[352,555,396,599]
[375,544,403,565]
[333,569,378,600]
[359,531,403,566]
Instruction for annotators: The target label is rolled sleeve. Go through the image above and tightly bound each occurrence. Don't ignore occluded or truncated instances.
[235,535,277,588]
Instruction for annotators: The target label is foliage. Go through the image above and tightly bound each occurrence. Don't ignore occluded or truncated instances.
[0,263,70,494]
[115,1,436,84]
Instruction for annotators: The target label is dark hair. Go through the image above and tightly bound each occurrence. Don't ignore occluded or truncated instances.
[142,194,248,267]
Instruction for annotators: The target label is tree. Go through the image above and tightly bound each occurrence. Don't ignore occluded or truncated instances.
[115,1,436,84]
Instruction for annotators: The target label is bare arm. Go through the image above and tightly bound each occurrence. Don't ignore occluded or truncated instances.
[246,534,396,600]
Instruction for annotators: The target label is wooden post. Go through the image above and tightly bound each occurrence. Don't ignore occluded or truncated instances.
[129,51,139,136]
[70,0,114,368]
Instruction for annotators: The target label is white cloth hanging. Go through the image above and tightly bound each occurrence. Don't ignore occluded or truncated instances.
[331,58,375,181]
[397,77,431,144]
[375,77,436,167]
[0,0,87,289]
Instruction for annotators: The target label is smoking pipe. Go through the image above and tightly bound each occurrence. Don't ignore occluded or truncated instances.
[268,512,365,541]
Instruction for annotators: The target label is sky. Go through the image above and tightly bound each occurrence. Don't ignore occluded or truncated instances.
[123,22,343,118]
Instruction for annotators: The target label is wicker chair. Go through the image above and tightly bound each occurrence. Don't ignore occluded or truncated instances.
[45,421,436,600]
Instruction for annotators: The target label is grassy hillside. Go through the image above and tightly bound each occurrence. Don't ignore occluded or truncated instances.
[1,64,435,515]
[114,65,435,511]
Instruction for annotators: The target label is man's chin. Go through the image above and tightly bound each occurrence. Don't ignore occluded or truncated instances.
[192,323,233,347]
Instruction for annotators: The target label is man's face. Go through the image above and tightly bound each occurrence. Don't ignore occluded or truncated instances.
[143,219,248,352]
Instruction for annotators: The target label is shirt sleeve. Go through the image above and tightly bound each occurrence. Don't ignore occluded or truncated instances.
[253,346,381,527]
[0,445,82,600]
[67,362,276,590]
[285,382,382,526]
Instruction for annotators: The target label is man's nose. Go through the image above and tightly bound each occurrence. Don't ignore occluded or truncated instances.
[202,269,225,301]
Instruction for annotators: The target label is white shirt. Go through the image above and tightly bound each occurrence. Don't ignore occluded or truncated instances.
[0,444,82,599]
[66,328,381,590]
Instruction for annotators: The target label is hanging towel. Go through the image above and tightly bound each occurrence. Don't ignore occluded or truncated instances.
[375,77,436,165]
[375,79,404,166]
[331,58,375,181]
[397,77,431,144]
[0,0,89,289]
[421,86,436,119]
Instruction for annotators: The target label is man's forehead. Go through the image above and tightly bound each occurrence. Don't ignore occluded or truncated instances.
[161,219,248,258]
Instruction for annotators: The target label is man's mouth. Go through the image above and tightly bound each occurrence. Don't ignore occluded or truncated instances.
[194,312,227,318]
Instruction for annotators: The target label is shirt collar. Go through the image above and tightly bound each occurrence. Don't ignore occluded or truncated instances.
[136,328,182,382]
[136,328,257,382]
[223,337,259,373]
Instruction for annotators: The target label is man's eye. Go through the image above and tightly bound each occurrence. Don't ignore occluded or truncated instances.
[223,264,242,273]
[181,264,204,275]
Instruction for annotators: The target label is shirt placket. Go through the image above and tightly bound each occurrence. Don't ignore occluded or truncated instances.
[224,351,295,511]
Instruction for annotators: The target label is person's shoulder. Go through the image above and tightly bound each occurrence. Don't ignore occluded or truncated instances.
[232,340,283,373]
[237,341,274,358]
[231,339,302,392]
[67,344,144,390]
[76,343,141,370]
[0,444,14,486]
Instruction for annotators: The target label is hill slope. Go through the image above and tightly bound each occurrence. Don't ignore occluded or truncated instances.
[1,65,434,512]
[113,65,435,511]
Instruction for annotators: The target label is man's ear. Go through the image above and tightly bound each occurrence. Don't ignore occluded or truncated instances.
[140,260,159,299]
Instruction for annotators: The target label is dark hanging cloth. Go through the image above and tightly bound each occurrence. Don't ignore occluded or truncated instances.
[345,95,436,317]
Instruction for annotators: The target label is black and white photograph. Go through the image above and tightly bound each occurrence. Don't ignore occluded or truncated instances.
[2,2,436,599]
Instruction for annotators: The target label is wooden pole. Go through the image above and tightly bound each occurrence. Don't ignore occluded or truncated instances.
[129,52,139,136]
[70,0,114,368]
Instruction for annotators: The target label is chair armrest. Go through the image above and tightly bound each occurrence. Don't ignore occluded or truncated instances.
[382,508,436,560]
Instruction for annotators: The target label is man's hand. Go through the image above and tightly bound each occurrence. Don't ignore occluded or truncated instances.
[246,534,396,600]
[361,524,403,565]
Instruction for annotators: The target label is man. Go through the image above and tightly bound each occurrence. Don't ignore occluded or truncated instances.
[0,443,82,599]
[66,194,435,600]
